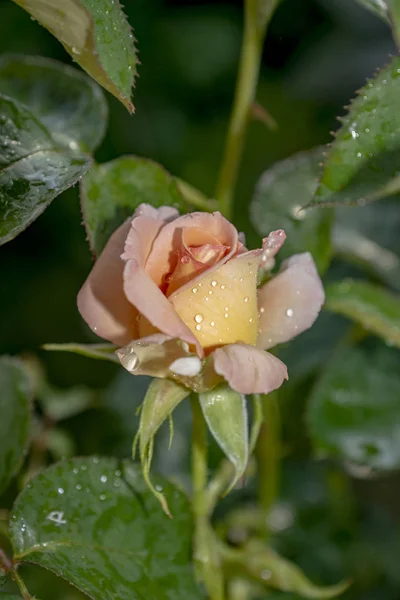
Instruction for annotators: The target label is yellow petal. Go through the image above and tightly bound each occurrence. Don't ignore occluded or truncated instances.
[170,252,260,350]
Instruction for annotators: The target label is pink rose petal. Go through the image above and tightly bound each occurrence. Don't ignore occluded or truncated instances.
[144,211,239,287]
[123,259,203,356]
[212,343,288,395]
[77,220,137,345]
[257,252,325,350]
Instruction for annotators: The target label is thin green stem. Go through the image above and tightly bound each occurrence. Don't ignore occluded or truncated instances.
[11,569,34,600]
[215,0,280,218]
[191,396,224,600]
[256,392,281,523]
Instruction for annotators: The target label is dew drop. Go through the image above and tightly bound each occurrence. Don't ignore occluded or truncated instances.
[249,318,254,323]
[58,487,64,495]
[99,494,106,501]
[286,308,294,317]
[155,484,163,492]
[208,290,213,295]
[210,321,215,327]
[261,569,271,581]
[244,296,249,303]
[73,468,79,474]
[260,307,265,314]
[220,284,226,290]
[194,314,204,324]
[195,324,202,331]
[224,313,229,318]
[211,280,217,287]
[100,475,108,483]
[192,287,198,294]
[76,484,82,491]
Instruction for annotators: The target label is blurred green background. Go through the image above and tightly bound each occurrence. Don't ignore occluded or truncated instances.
[1,1,400,599]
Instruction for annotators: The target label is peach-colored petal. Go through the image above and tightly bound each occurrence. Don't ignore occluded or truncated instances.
[170,251,260,350]
[123,259,203,356]
[122,203,179,264]
[144,212,239,287]
[212,343,288,394]
[166,243,228,296]
[77,220,137,345]
[257,252,325,350]
[116,334,197,378]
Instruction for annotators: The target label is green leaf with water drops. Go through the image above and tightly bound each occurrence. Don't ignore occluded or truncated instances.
[0,95,91,245]
[311,56,400,207]
[80,156,187,255]
[12,0,136,112]
[325,279,400,348]
[250,148,332,273]
[0,357,32,494]
[10,457,203,600]
[42,342,119,363]
[0,54,107,153]
[199,385,249,493]
[308,343,400,473]
[354,0,390,22]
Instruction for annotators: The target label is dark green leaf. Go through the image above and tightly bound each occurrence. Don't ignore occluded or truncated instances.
[308,343,400,473]
[0,95,91,245]
[0,357,32,493]
[325,279,400,348]
[334,199,400,292]
[0,54,107,153]
[10,457,203,600]
[199,385,248,492]
[80,156,187,255]
[250,149,332,273]
[354,0,390,22]
[12,0,137,112]
[42,343,118,363]
[313,57,400,207]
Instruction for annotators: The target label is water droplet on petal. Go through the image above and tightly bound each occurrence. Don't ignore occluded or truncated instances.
[286,308,294,317]
[211,280,217,287]
[195,324,202,331]
[192,287,198,294]
[220,284,226,290]
[244,296,249,303]
[194,314,204,323]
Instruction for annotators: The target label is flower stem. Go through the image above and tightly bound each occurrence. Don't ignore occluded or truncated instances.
[11,569,34,600]
[191,396,224,600]
[215,0,280,219]
[256,392,281,525]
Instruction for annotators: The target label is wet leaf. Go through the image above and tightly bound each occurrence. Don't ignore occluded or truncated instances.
[325,279,400,348]
[10,457,203,600]
[0,357,32,494]
[250,148,332,273]
[12,0,136,112]
[0,95,91,245]
[312,57,400,207]
[80,156,187,255]
[308,343,400,473]
[0,54,107,152]
[42,342,119,363]
[354,0,390,22]
[199,385,248,492]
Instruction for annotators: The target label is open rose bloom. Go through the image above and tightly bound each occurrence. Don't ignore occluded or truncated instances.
[78,205,324,395]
